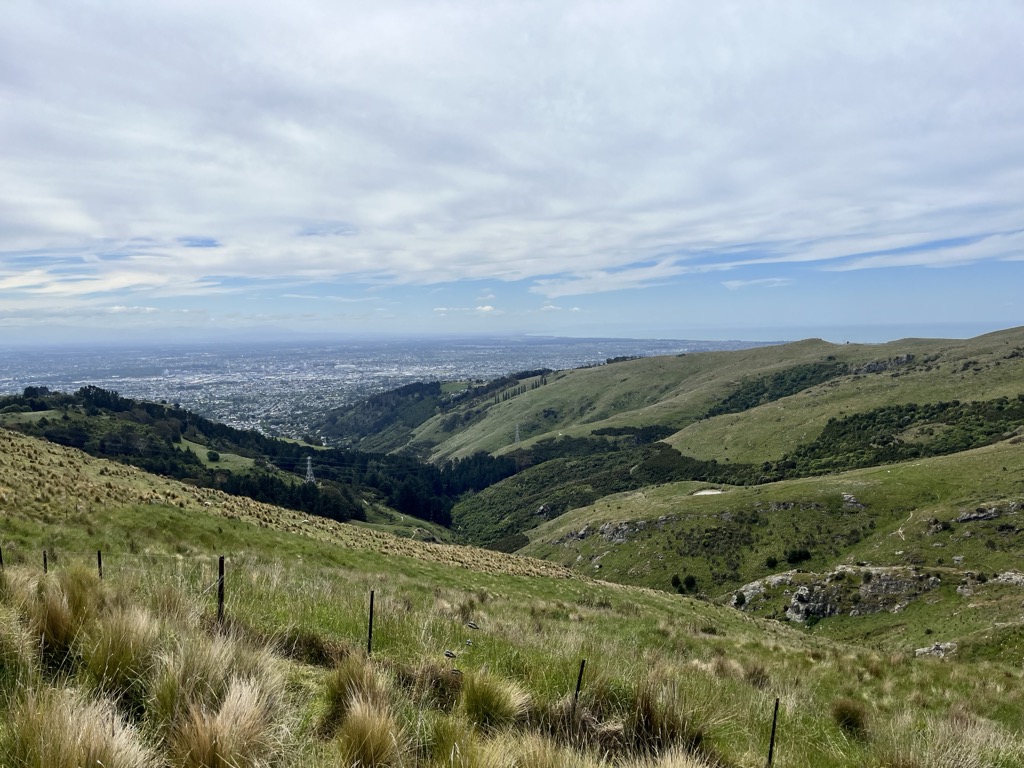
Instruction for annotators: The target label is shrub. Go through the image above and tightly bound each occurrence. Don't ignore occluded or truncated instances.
[784,548,812,565]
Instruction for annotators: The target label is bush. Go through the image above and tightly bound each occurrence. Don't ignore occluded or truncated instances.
[785,548,812,565]
[207,450,220,462]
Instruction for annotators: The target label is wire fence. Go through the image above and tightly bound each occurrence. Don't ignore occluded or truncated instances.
[0,544,784,766]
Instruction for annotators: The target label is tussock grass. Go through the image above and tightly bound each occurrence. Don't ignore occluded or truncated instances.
[461,669,531,732]
[417,711,479,767]
[335,695,408,767]
[0,605,37,697]
[171,677,287,768]
[830,696,868,737]
[149,631,284,741]
[322,654,391,735]
[871,711,1024,768]
[7,686,156,768]
[82,606,158,713]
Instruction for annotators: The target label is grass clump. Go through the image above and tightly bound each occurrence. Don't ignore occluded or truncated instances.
[417,711,478,767]
[0,606,37,697]
[830,696,868,737]
[6,686,156,768]
[321,654,389,735]
[149,630,284,745]
[335,695,408,768]
[82,606,159,714]
[461,669,531,732]
[170,677,286,768]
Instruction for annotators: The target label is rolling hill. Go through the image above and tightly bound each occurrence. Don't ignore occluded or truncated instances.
[3,425,1024,767]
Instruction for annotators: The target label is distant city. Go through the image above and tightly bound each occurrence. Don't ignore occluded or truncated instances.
[0,336,778,439]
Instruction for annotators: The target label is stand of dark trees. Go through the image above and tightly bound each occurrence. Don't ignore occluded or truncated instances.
[1,387,518,528]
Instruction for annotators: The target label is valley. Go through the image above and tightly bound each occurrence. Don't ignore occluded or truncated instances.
[2,326,1024,766]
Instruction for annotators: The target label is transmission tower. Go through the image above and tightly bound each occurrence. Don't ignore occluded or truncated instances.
[304,456,316,484]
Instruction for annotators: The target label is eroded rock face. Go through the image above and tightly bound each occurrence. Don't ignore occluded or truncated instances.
[736,566,942,623]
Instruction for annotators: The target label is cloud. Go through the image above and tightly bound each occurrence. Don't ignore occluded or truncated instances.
[722,278,792,290]
[0,1,1022,329]
[433,305,498,314]
[107,305,159,313]
[828,230,1024,271]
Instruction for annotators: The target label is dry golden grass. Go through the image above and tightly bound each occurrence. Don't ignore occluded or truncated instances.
[334,695,409,767]
[171,678,287,768]
[9,686,156,768]
[0,427,577,580]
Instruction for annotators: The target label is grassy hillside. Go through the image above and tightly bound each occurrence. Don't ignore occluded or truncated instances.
[315,328,1024,469]
[671,327,1024,464]
[4,427,1024,767]
[521,438,1024,650]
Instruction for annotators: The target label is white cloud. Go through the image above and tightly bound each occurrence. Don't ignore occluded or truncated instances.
[107,305,159,314]
[0,0,1022,319]
[722,278,792,290]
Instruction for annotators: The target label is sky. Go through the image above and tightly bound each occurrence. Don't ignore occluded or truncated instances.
[1,1,1022,346]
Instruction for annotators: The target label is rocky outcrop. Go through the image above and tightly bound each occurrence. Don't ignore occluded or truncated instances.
[915,642,957,659]
[853,354,915,375]
[956,507,1002,523]
[736,566,942,623]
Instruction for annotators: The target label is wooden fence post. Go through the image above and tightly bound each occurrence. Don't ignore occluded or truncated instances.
[43,549,48,574]
[766,697,780,767]
[0,544,4,573]
[367,590,375,656]
[97,550,103,580]
[217,556,225,625]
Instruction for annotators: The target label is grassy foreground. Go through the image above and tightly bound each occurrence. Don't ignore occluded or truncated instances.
[3,431,1024,766]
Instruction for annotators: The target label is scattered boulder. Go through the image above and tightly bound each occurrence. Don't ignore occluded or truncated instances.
[842,494,866,510]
